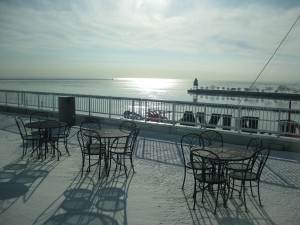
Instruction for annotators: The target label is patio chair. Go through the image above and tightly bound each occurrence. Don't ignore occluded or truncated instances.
[180,133,205,189]
[119,121,137,133]
[110,127,140,177]
[15,116,43,158]
[30,111,48,122]
[80,120,102,131]
[227,138,263,172]
[48,120,71,159]
[191,149,228,214]
[29,111,48,136]
[77,129,107,179]
[228,148,270,212]
[200,130,223,148]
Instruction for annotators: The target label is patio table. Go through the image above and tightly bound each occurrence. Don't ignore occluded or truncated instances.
[25,120,67,159]
[82,128,129,175]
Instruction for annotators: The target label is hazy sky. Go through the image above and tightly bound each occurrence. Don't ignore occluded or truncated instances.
[0,0,299,82]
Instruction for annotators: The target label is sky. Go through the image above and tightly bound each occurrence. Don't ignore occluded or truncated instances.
[0,0,299,83]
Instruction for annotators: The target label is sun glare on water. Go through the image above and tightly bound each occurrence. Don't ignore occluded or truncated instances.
[127,78,175,91]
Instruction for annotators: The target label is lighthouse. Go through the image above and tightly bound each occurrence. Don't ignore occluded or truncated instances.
[193,78,198,90]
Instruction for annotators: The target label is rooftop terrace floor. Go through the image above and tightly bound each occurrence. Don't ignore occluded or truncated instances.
[0,112,300,225]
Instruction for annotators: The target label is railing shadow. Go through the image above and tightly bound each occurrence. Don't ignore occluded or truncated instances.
[135,136,182,167]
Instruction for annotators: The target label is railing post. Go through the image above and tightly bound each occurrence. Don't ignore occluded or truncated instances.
[277,110,282,138]
[88,97,91,116]
[37,94,40,110]
[145,100,148,122]
[109,97,112,118]
[18,92,20,107]
[53,94,55,111]
[172,102,176,126]
[132,100,135,121]
[237,107,241,133]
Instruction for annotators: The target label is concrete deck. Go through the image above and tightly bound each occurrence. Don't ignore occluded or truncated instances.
[0,112,300,225]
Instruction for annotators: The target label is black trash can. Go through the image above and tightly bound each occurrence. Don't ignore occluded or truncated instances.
[58,96,76,126]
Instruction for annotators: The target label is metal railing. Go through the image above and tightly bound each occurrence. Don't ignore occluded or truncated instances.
[1,89,300,138]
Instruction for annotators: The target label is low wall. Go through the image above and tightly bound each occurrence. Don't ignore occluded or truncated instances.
[1,105,299,153]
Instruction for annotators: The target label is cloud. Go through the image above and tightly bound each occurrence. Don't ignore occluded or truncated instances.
[0,0,299,79]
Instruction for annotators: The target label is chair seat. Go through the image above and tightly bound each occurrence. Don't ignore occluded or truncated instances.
[110,148,132,155]
[82,144,106,155]
[23,134,43,141]
[31,130,45,136]
[195,173,227,184]
[229,171,258,181]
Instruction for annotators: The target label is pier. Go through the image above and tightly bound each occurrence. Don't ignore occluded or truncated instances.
[187,88,300,101]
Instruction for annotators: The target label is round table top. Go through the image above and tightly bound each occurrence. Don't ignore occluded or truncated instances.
[82,128,129,139]
[192,146,253,162]
[25,120,67,129]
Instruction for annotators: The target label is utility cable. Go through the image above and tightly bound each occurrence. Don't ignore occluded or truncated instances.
[236,14,300,107]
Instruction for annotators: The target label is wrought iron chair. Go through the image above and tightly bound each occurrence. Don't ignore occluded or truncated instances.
[228,148,270,212]
[46,120,71,160]
[119,121,137,133]
[180,133,205,189]
[77,129,107,178]
[80,120,102,131]
[191,149,228,214]
[15,116,43,158]
[200,130,223,148]
[109,127,139,177]
[227,138,262,172]
[29,111,48,136]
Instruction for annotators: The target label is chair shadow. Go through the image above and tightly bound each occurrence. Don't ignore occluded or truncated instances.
[33,167,134,225]
[0,154,66,215]
[182,187,276,225]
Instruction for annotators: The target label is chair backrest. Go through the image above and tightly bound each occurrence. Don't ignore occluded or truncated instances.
[80,120,101,131]
[247,138,262,153]
[77,129,102,153]
[41,120,62,138]
[130,127,140,153]
[30,112,48,122]
[200,130,223,148]
[246,148,270,179]
[15,116,28,138]
[191,149,226,180]
[111,128,137,153]
[180,133,204,164]
[119,121,137,133]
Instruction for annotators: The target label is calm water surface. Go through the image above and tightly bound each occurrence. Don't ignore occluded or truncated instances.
[0,78,299,109]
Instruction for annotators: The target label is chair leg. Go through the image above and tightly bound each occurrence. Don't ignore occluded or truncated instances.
[193,178,197,210]
[214,184,220,214]
[257,181,262,206]
[242,181,248,212]
[64,138,70,156]
[98,154,102,179]
[182,166,187,189]
[201,183,205,203]
[250,181,254,196]
[130,154,135,172]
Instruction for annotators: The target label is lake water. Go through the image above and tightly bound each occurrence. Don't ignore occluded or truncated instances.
[0,78,299,109]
